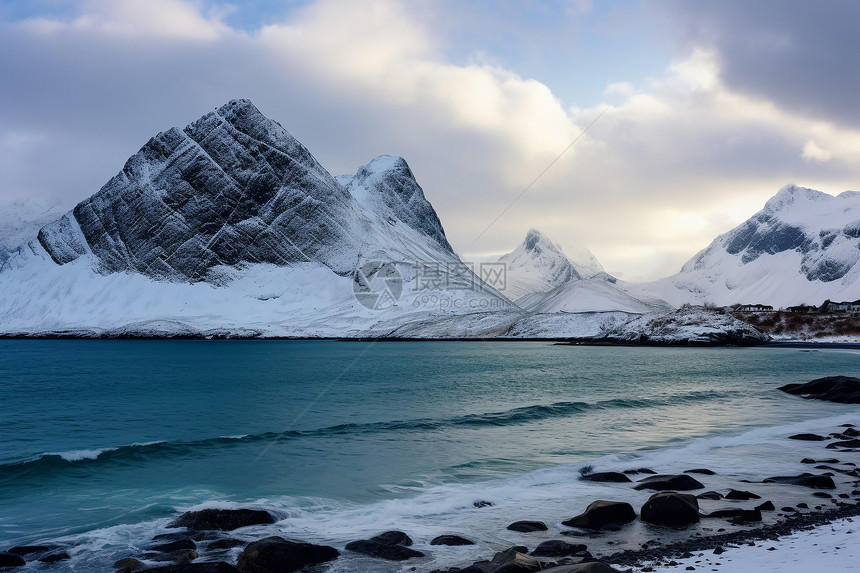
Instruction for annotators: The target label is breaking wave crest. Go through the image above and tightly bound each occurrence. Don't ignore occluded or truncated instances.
[0,390,729,479]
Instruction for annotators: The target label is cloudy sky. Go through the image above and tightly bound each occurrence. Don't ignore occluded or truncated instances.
[1,0,859,280]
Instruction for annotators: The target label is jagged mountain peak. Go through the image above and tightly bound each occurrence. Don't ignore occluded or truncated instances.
[25,100,460,284]
[339,155,453,254]
[501,228,665,313]
[502,228,609,282]
[521,228,560,254]
[500,229,577,297]
[763,184,833,214]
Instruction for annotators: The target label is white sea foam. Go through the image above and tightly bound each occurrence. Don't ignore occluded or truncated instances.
[48,448,114,461]
[38,412,860,572]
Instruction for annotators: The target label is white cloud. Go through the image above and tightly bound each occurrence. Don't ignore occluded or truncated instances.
[257,0,580,172]
[21,0,231,40]
[802,140,832,163]
[604,82,633,96]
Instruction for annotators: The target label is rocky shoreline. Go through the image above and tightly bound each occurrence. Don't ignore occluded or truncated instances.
[1,418,858,573]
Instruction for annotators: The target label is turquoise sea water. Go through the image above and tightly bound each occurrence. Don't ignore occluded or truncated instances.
[0,341,857,570]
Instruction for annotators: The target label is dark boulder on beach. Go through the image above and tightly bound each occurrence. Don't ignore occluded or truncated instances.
[826,439,860,449]
[725,489,761,500]
[150,539,197,553]
[7,545,58,556]
[38,551,70,563]
[115,557,145,571]
[755,501,775,511]
[345,532,424,561]
[507,520,549,532]
[236,536,339,572]
[580,472,632,483]
[453,546,541,573]
[138,563,240,572]
[640,492,700,526]
[530,540,588,557]
[684,468,715,475]
[696,491,723,500]
[368,531,413,546]
[706,508,761,522]
[490,547,542,572]
[778,376,860,403]
[168,509,275,531]
[763,473,835,489]
[634,474,704,491]
[788,433,828,441]
[562,500,636,529]
[431,535,475,546]
[0,552,25,567]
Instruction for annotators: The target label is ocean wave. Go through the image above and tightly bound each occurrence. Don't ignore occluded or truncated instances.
[0,390,729,479]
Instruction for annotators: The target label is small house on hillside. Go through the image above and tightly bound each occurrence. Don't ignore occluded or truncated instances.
[736,304,773,312]
[820,299,860,313]
[786,304,818,313]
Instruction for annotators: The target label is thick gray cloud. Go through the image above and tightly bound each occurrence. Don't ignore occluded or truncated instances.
[662,0,860,128]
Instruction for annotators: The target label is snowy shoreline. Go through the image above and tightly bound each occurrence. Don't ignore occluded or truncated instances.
[606,503,860,572]
[620,514,859,573]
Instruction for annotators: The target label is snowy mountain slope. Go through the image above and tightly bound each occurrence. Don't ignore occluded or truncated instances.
[0,199,65,265]
[362,309,637,339]
[336,155,452,256]
[499,229,669,314]
[629,185,860,307]
[496,229,579,300]
[518,277,671,314]
[605,307,769,345]
[0,100,516,336]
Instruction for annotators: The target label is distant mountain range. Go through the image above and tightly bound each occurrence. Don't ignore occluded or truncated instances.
[630,185,860,308]
[0,99,852,341]
[497,229,669,314]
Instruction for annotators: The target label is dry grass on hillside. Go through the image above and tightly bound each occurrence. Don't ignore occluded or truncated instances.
[732,311,860,338]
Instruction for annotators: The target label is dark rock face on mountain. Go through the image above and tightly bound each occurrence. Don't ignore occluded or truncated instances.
[684,186,860,283]
[35,100,452,284]
[637,185,860,308]
[339,156,452,254]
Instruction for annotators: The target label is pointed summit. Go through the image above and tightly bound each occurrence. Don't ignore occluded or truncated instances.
[338,155,453,253]
[498,229,579,300]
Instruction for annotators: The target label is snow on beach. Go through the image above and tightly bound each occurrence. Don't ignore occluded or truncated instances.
[628,517,858,573]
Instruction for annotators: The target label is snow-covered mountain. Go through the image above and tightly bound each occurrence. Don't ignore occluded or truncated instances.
[496,229,580,300]
[0,199,65,265]
[0,99,826,342]
[32,100,458,281]
[0,100,514,336]
[630,185,860,308]
[499,229,669,313]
